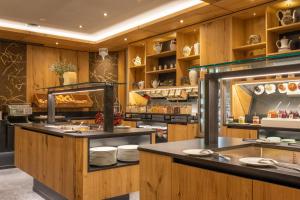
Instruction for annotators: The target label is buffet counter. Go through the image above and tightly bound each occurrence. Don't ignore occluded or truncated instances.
[14,123,154,200]
[138,138,300,200]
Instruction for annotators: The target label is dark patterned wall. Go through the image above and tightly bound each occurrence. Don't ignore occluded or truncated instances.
[0,41,26,109]
[89,52,118,110]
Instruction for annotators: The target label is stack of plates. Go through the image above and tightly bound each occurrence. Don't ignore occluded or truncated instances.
[90,147,117,166]
[117,145,139,162]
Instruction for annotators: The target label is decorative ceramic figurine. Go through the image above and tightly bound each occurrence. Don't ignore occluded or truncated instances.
[170,63,174,68]
[132,56,142,66]
[276,9,297,26]
[151,79,160,88]
[194,42,200,55]
[158,65,162,70]
[153,42,162,54]
[164,64,168,69]
[247,35,261,45]
[138,81,144,89]
[170,39,176,51]
[189,69,198,86]
[183,45,193,57]
[276,36,292,52]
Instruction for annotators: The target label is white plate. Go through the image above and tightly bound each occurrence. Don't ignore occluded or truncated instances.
[281,139,296,143]
[182,149,214,156]
[115,125,131,129]
[239,157,274,167]
[265,84,276,94]
[254,85,264,95]
[278,83,287,93]
[256,139,281,144]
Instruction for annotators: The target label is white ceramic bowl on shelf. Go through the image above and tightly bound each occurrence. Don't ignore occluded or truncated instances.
[117,145,139,162]
[90,146,117,166]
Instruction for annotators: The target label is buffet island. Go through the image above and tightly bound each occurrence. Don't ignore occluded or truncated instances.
[14,83,155,200]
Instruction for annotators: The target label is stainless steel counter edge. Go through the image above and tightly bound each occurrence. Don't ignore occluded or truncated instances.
[16,124,155,139]
[138,138,300,189]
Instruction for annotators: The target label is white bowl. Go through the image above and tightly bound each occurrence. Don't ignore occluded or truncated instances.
[90,146,117,166]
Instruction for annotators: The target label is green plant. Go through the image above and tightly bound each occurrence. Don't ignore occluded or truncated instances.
[49,60,77,76]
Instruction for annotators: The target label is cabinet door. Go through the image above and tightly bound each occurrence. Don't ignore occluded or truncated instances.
[200,17,231,65]
[168,124,187,142]
[172,163,253,200]
[253,180,300,200]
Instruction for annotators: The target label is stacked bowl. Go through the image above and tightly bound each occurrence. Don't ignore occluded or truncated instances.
[117,145,139,162]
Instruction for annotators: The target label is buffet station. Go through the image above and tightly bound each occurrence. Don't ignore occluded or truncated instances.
[14,82,155,200]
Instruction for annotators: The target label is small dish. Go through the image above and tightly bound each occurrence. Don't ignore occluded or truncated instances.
[256,138,281,144]
[254,85,264,95]
[278,83,287,93]
[288,82,297,92]
[239,157,274,167]
[265,84,276,94]
[182,149,214,156]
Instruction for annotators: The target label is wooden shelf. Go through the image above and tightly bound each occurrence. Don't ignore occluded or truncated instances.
[146,68,176,74]
[267,22,300,34]
[129,64,145,69]
[177,55,200,61]
[267,49,300,56]
[233,42,266,51]
[147,50,176,58]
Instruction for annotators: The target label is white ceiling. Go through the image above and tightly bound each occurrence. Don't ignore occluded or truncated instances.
[0,0,203,42]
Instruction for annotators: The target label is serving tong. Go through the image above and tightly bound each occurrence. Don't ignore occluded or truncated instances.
[198,149,231,161]
[258,158,300,172]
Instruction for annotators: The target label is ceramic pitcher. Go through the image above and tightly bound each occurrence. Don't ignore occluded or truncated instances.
[132,56,142,66]
[153,43,162,54]
[276,36,292,52]
[193,42,200,55]
[151,79,160,88]
[276,9,297,26]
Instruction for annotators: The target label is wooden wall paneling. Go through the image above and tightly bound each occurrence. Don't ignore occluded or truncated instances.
[118,50,126,110]
[77,51,89,83]
[253,180,300,200]
[200,17,232,65]
[231,85,252,119]
[266,6,279,55]
[172,163,253,200]
[225,128,258,139]
[168,124,198,142]
[139,152,172,200]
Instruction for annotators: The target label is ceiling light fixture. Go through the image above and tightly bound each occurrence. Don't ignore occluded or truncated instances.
[180,19,184,23]
[104,12,108,17]
[253,12,257,16]
[124,38,128,41]
[55,42,59,45]
[0,0,203,42]
[79,25,83,29]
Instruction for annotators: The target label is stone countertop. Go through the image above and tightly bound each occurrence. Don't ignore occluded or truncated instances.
[139,137,300,188]
[16,123,154,139]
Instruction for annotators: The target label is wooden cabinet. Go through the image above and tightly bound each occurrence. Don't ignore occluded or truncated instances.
[168,124,198,142]
[220,127,258,139]
[140,152,172,200]
[172,163,253,200]
[253,180,300,200]
[15,127,64,194]
[122,120,137,128]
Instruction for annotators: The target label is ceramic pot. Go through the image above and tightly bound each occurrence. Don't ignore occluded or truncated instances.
[189,69,198,86]
[183,45,193,57]
[153,43,162,54]
[63,72,77,85]
[276,9,297,26]
[151,80,160,88]
[138,81,144,89]
[132,56,142,66]
[276,36,292,52]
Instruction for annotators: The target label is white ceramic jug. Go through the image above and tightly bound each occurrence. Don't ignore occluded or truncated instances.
[153,43,162,54]
[189,69,198,86]
[276,36,292,52]
[132,56,142,66]
[193,42,200,55]
[170,39,176,51]
[151,80,160,88]
[183,45,193,57]
[138,81,145,89]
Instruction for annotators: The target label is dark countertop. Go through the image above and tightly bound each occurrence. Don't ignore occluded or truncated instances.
[16,123,154,139]
[226,123,300,132]
[139,137,300,189]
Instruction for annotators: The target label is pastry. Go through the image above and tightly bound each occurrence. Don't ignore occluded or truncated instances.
[288,82,297,91]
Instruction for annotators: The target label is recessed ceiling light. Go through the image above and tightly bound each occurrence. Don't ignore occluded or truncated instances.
[79,25,83,29]
[104,12,108,17]
[55,42,59,45]
[253,12,257,16]
[39,18,46,22]
[180,19,184,23]
[124,38,128,41]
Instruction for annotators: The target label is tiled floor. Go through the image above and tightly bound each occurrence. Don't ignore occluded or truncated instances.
[0,168,139,200]
[0,168,43,200]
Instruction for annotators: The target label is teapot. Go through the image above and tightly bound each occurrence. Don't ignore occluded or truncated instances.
[151,79,160,89]
[276,9,297,26]
[132,56,142,66]
[183,45,193,57]
[153,42,162,54]
[138,81,144,90]
[276,36,292,52]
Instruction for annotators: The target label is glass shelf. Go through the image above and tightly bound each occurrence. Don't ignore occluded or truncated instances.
[188,51,300,74]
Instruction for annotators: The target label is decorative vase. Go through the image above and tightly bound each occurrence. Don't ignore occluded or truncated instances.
[170,39,176,51]
[59,76,64,86]
[63,72,77,85]
[189,69,198,86]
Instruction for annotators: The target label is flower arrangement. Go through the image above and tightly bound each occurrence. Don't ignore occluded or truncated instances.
[49,60,77,76]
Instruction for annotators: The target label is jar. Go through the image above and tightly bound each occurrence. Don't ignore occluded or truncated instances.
[238,116,245,124]
[252,116,260,124]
